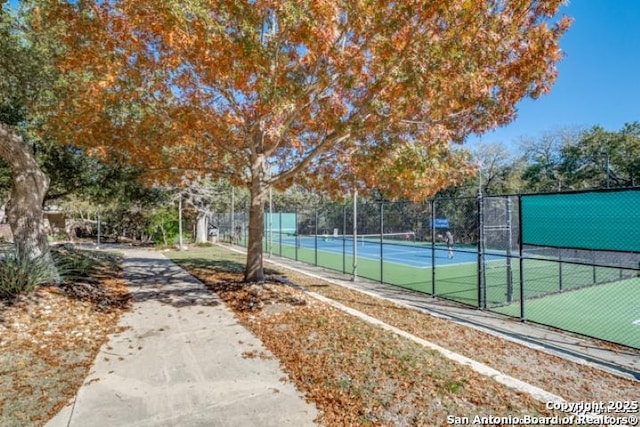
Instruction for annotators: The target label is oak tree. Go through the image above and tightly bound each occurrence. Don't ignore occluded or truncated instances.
[0,3,51,261]
[38,0,571,281]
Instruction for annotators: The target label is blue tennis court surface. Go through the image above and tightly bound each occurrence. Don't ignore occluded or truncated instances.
[270,235,496,267]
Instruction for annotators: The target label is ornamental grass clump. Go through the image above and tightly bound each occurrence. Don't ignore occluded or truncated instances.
[0,249,57,299]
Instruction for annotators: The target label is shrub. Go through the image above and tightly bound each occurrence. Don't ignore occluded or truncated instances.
[0,250,57,299]
[50,245,112,283]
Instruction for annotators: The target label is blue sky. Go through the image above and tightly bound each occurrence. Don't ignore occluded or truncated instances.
[7,0,639,149]
[472,0,640,149]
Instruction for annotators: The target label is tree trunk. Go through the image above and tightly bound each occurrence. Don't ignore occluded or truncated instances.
[195,211,208,244]
[0,123,50,261]
[245,156,267,282]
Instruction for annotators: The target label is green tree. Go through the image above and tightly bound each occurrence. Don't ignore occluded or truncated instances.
[146,207,180,247]
[519,127,582,192]
[559,124,640,189]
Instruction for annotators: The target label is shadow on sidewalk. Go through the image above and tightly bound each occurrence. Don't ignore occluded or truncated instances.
[123,256,221,309]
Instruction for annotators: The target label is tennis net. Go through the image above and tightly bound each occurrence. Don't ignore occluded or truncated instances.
[308,231,417,246]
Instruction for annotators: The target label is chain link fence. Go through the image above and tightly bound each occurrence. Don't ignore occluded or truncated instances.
[213,188,640,349]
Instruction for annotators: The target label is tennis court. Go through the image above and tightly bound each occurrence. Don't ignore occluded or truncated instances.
[493,276,640,349]
[269,232,483,267]
[268,234,640,349]
[216,188,640,349]
[267,232,512,307]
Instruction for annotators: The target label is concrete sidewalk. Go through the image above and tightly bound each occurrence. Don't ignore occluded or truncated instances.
[47,248,318,427]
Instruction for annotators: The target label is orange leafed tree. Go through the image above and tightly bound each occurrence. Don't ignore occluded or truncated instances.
[37,0,571,281]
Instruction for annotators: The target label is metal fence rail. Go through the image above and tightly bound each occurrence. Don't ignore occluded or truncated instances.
[212,187,640,350]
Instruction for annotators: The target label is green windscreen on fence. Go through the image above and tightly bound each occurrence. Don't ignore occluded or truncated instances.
[521,189,640,252]
[264,213,297,232]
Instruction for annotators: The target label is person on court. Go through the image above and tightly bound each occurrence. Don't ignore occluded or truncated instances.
[445,230,454,259]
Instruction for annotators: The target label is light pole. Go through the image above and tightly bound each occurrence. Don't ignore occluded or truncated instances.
[178,195,184,250]
[97,207,101,249]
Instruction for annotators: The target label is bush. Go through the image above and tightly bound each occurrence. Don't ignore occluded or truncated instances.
[0,244,122,299]
[146,208,180,247]
[0,250,57,299]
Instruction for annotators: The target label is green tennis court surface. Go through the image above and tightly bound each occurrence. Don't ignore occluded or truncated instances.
[493,277,640,349]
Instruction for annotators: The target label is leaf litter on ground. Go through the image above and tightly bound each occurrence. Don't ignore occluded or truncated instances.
[189,267,570,426]
[0,247,131,427]
[173,246,639,426]
[3,243,637,426]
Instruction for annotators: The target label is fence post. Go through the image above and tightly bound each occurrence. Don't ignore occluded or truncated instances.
[431,199,436,297]
[558,248,563,291]
[178,196,184,251]
[352,190,358,281]
[295,209,299,261]
[314,206,318,266]
[518,194,525,322]
[278,212,282,257]
[380,203,384,283]
[230,187,235,245]
[506,197,514,303]
[342,205,347,274]
[477,192,486,309]
[268,187,273,257]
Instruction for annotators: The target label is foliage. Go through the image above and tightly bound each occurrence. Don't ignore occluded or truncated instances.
[146,207,180,247]
[0,248,129,427]
[40,145,127,203]
[50,245,102,282]
[35,0,571,280]
[558,123,640,189]
[0,248,57,298]
[518,127,582,192]
[0,242,123,299]
[0,1,66,261]
[0,159,9,203]
[436,142,525,197]
[517,123,640,193]
[271,184,328,211]
[38,0,570,197]
[0,3,29,127]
